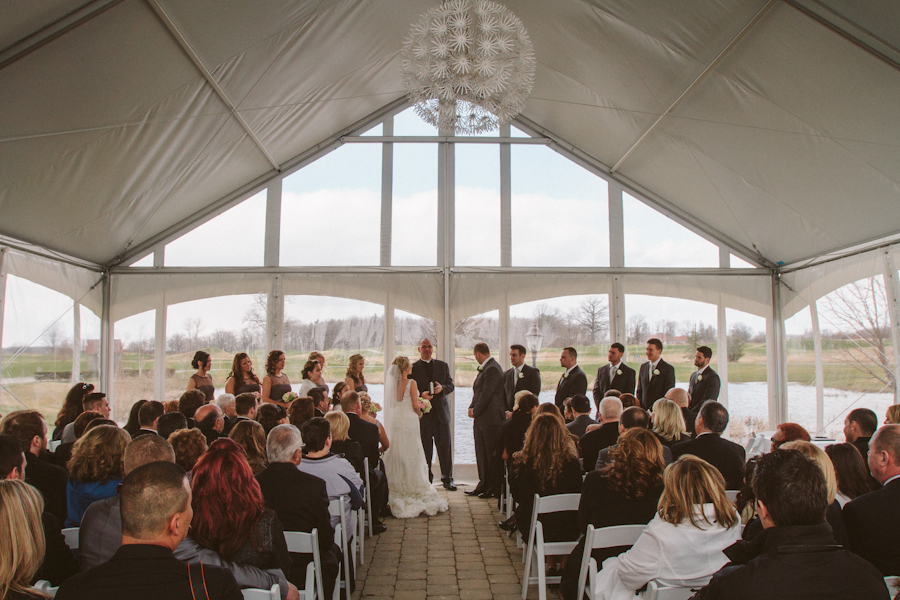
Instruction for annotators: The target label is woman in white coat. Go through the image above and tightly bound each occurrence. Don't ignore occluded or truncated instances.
[594,455,741,600]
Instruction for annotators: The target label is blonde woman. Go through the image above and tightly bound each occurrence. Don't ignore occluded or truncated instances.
[66,425,130,527]
[359,392,389,453]
[325,411,364,476]
[781,441,848,546]
[651,398,690,449]
[0,480,47,600]
[344,354,367,393]
[885,404,900,425]
[229,420,268,475]
[593,455,740,600]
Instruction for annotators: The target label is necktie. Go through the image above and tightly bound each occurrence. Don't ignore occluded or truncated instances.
[649,362,655,380]
[609,364,616,379]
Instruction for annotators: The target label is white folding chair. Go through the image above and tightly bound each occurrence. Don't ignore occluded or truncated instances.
[885,576,900,598]
[725,490,739,503]
[521,493,581,600]
[241,584,280,600]
[33,580,58,598]
[284,529,326,600]
[62,527,79,550]
[642,580,697,600]
[48,440,62,452]
[327,497,351,600]
[576,524,645,600]
[363,457,373,537]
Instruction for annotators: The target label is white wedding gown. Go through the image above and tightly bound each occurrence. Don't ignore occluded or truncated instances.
[382,380,449,518]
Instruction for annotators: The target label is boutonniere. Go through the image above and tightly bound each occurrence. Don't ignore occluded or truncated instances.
[477,365,483,372]
[697,374,703,381]
[562,372,569,379]
[616,369,622,376]
[517,371,524,379]
[653,369,660,376]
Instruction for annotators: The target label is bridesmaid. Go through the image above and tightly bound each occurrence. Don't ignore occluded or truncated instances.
[225,352,262,396]
[261,350,292,408]
[186,351,215,403]
[308,351,329,395]
[344,353,367,394]
[297,360,322,397]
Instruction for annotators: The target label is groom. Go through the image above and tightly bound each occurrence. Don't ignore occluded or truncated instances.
[412,338,457,491]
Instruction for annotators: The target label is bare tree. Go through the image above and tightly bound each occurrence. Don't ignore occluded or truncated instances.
[627,314,649,345]
[182,317,204,350]
[167,332,186,354]
[208,329,238,352]
[243,294,268,335]
[569,297,609,345]
[728,323,751,362]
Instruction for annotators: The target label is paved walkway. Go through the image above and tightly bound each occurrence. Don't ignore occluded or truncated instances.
[352,487,564,600]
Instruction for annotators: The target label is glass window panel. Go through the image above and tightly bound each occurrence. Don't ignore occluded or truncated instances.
[455,144,500,266]
[510,125,530,137]
[80,307,101,383]
[511,145,609,266]
[130,254,153,267]
[394,310,439,356]
[113,310,155,422]
[730,254,756,268]
[393,107,438,136]
[784,307,816,432]
[724,307,768,437]
[623,193,719,267]
[165,191,266,266]
[392,143,438,266]
[359,123,383,136]
[454,309,499,463]
[281,144,381,266]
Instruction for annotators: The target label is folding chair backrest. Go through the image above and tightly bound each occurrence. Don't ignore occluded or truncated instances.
[33,580,58,598]
[725,490,738,503]
[62,527,79,550]
[240,584,280,600]
[328,496,351,599]
[284,530,324,600]
[576,524,646,600]
[534,493,580,516]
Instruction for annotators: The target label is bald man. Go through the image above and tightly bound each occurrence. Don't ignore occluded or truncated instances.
[194,404,224,445]
[665,387,696,436]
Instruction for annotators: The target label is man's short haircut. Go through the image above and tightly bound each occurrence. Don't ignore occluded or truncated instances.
[610,342,625,353]
[73,411,104,438]
[847,408,878,436]
[216,393,236,411]
[696,345,712,359]
[647,338,663,351]
[599,397,624,421]
[157,412,188,441]
[516,393,540,413]
[341,391,360,412]
[234,393,257,416]
[872,424,900,465]
[82,392,107,411]
[603,389,622,398]
[621,407,650,430]
[139,401,165,428]
[510,344,527,356]
[301,418,331,453]
[699,401,729,433]
[563,346,577,360]
[308,388,326,405]
[474,342,490,355]
[267,424,303,463]
[124,435,176,474]
[120,461,189,539]
[0,435,24,478]
[665,387,689,408]
[570,394,591,414]
[178,390,206,419]
[195,406,221,431]
[0,410,45,452]
[753,448,827,527]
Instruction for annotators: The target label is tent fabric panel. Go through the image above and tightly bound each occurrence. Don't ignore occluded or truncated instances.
[0,0,87,52]
[3,248,103,316]
[780,248,887,317]
[621,272,772,319]
[814,0,900,58]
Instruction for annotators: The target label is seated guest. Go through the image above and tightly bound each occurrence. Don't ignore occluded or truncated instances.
[60,393,110,443]
[596,407,673,469]
[844,424,900,576]
[232,393,259,425]
[325,411,364,477]
[0,410,68,523]
[257,425,341,599]
[162,400,179,414]
[359,393,389,454]
[692,449,888,600]
[331,382,347,409]
[297,360,321,397]
[123,400,148,438]
[0,436,78,587]
[844,407,878,470]
[560,428,665,600]
[735,457,760,527]
[194,403,224,445]
[662,387,696,436]
[0,479,58,600]
[309,388,329,418]
[769,422,810,451]
[563,397,575,423]
[52,382,94,441]
[566,394,597,438]
[65,425,130,527]
[228,420,268,475]
[298,418,365,543]
[509,414,583,575]
[885,404,900,425]
[780,440,848,546]
[343,392,388,533]
[825,443,879,506]
[288,397,315,431]
[168,429,208,474]
[580,397,623,473]
[496,393,539,533]
[53,411,105,468]
[672,401,745,490]
[157,412,188,441]
[618,393,639,410]
[651,398,690,449]
[178,390,206,428]
[55,461,243,600]
[256,403,288,437]
[593,456,741,600]
[217,393,238,434]
[134,401,165,438]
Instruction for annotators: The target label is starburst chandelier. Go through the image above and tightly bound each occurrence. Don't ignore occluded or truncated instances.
[400,0,536,135]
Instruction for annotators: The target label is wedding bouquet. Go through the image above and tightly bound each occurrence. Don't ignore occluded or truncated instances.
[282,391,299,403]
[370,402,382,414]
[418,398,432,413]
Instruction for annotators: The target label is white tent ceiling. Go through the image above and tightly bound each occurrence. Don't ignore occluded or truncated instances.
[1,0,899,267]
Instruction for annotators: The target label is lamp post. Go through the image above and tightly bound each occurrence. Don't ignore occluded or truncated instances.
[525,325,544,369]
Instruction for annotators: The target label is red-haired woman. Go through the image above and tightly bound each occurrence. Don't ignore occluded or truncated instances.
[189,438,290,573]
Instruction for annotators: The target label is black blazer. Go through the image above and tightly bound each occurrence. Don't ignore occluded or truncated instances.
[681,406,697,435]
[566,414,598,438]
[844,478,900,576]
[329,439,365,477]
[636,359,676,410]
[34,510,79,585]
[510,456,583,543]
[555,366,588,408]
[688,367,721,409]
[672,433,745,490]
[470,357,505,425]
[55,544,242,600]
[26,452,68,524]
[592,363,636,408]
[579,421,620,473]
[411,359,455,425]
[502,364,541,412]
[346,412,380,468]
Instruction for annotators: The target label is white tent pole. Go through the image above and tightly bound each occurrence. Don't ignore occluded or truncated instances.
[264,179,282,268]
[500,123,512,267]
[608,182,626,356]
[380,116,394,267]
[100,273,113,398]
[72,302,81,383]
[0,248,7,393]
[266,275,284,354]
[771,274,789,425]
[717,248,729,408]
[809,301,825,434]
[438,126,455,457]
[881,252,900,402]
[765,314,776,430]
[154,295,167,402]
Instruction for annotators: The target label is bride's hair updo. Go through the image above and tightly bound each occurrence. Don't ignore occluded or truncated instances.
[392,356,411,372]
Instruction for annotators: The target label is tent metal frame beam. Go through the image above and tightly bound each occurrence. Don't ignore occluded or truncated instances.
[109,265,767,276]
[341,136,551,144]
[0,234,104,272]
[779,232,900,274]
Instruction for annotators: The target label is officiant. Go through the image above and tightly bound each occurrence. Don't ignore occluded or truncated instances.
[412,338,457,491]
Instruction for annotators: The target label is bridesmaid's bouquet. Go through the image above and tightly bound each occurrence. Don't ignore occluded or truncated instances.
[418,398,432,413]
[370,402,382,414]
[282,391,299,403]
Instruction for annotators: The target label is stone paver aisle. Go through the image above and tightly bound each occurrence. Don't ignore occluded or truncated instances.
[352,488,564,600]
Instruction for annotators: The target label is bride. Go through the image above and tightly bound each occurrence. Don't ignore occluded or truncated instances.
[382,356,449,518]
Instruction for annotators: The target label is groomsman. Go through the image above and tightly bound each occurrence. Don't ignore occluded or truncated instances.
[412,339,456,490]
[554,347,588,410]
[592,342,636,417]
[688,345,720,410]
[636,338,675,410]
[466,343,504,498]
[503,345,541,414]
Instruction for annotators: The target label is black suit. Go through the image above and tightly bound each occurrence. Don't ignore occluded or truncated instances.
[26,452,68,524]
[579,421,620,473]
[502,363,541,412]
[346,412,388,523]
[681,406,697,435]
[844,478,900,576]
[411,358,455,482]
[636,359,676,410]
[469,357,504,493]
[592,363,636,412]
[672,432,745,490]
[34,510,79,585]
[555,366,588,409]
[256,462,341,598]
[688,367,721,409]
[55,544,242,600]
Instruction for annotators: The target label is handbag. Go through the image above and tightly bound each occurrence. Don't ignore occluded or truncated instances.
[188,562,210,600]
